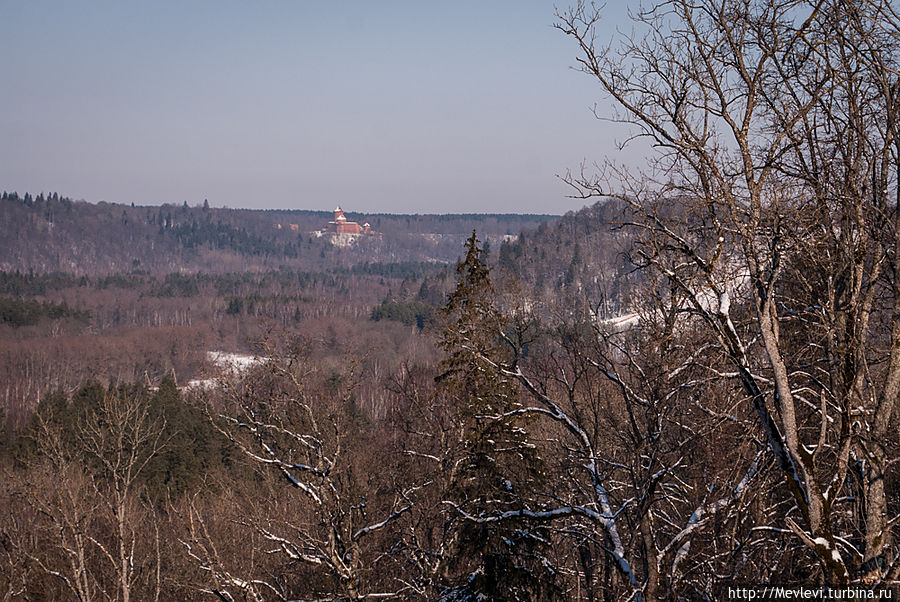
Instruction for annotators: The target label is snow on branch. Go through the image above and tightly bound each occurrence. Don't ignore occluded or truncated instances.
[353,505,412,541]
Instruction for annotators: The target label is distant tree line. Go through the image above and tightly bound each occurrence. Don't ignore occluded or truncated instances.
[369,299,435,329]
[0,297,90,328]
[1,191,556,276]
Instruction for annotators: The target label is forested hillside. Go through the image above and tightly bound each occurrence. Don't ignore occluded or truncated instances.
[2,186,898,599]
[496,199,639,317]
[0,192,554,274]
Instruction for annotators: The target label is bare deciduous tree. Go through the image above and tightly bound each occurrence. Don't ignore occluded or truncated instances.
[187,339,414,600]
[17,388,166,602]
[556,0,900,587]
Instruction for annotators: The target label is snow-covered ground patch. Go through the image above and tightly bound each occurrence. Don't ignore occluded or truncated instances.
[207,351,264,371]
[184,351,267,390]
[331,233,360,247]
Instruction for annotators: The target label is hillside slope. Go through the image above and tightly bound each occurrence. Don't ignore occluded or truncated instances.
[1,192,556,275]
[496,199,637,317]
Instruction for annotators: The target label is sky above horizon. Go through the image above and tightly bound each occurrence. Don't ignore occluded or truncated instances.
[1,1,641,214]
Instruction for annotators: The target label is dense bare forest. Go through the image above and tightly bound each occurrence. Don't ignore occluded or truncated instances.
[3,0,900,600]
[0,192,554,275]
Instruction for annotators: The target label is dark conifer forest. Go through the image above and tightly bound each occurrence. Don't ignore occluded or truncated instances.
[3,1,900,600]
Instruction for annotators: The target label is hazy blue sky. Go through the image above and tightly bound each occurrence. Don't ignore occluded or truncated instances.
[1,1,639,214]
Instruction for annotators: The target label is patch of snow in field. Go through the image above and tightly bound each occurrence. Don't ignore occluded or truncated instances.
[207,351,264,371]
[183,351,267,391]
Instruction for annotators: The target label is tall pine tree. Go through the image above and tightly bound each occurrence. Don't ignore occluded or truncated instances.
[436,231,558,601]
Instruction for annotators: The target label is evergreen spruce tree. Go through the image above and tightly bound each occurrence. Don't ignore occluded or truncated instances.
[437,231,558,601]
